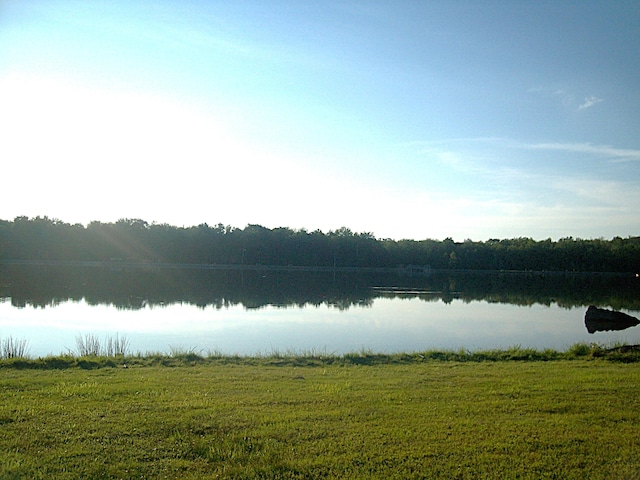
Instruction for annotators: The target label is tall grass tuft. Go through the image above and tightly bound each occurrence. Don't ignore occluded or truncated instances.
[104,333,130,357]
[75,334,101,356]
[1,336,30,359]
[75,334,130,357]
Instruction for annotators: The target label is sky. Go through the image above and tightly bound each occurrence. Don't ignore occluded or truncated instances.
[1,1,639,241]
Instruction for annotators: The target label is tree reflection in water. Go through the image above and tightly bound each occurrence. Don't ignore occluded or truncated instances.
[2,265,639,312]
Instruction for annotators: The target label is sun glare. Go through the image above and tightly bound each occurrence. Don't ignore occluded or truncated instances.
[0,74,259,225]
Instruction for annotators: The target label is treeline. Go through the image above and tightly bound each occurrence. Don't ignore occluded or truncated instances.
[1,216,639,273]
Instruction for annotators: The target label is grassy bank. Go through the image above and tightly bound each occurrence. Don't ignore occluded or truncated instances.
[2,341,640,368]
[1,358,639,478]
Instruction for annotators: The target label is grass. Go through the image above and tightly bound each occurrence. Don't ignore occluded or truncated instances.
[1,341,640,369]
[74,333,130,357]
[1,349,640,478]
[1,336,29,359]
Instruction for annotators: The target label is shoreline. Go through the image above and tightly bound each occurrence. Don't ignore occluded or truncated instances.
[1,259,636,277]
[2,342,639,368]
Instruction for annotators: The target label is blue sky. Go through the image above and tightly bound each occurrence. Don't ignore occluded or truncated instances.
[1,1,639,240]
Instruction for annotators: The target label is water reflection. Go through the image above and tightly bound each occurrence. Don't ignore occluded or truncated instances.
[1,265,639,356]
[2,265,639,311]
[584,305,640,333]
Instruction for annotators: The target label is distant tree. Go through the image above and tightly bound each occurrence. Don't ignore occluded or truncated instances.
[1,217,639,273]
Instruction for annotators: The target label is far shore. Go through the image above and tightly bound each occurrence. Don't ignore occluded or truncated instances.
[1,259,636,277]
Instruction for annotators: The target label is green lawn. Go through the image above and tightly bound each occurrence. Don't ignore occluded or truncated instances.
[1,360,639,479]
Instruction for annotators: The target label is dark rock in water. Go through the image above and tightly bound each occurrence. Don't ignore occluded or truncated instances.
[585,305,640,334]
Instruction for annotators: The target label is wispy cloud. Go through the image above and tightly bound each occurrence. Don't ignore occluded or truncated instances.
[410,137,640,163]
[578,95,603,110]
[527,86,604,111]
[522,142,640,162]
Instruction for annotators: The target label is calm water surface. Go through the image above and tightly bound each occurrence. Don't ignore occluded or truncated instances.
[1,266,639,357]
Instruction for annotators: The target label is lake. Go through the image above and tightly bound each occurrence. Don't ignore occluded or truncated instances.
[1,265,639,357]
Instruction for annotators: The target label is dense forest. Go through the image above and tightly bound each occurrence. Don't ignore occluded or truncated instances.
[1,216,639,273]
